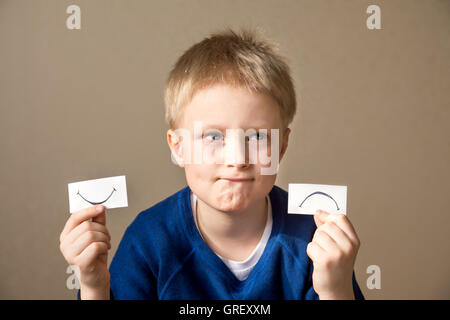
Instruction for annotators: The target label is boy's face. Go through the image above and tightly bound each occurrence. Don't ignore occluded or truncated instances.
[167,83,290,212]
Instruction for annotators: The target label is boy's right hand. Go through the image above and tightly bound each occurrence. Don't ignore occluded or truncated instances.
[59,205,111,299]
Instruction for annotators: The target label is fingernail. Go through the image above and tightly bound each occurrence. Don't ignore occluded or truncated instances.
[96,205,103,212]
[316,209,321,214]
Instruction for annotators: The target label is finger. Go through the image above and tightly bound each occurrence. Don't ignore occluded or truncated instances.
[320,221,354,254]
[92,209,106,226]
[76,242,109,270]
[326,214,359,246]
[63,221,111,245]
[312,228,340,253]
[71,231,111,257]
[306,241,325,263]
[60,205,105,241]
[314,210,330,228]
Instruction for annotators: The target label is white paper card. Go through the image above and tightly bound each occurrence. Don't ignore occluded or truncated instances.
[68,175,128,213]
[288,183,347,215]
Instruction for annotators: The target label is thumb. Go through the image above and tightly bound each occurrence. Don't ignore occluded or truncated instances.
[313,209,329,228]
[92,205,107,225]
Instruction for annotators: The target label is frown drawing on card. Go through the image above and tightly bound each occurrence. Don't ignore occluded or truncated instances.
[288,183,347,215]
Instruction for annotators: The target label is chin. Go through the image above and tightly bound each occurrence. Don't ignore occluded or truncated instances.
[217,203,249,213]
[214,192,252,213]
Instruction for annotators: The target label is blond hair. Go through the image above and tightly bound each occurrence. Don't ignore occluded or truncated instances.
[164,27,297,131]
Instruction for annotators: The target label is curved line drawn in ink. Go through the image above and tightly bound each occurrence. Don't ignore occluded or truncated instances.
[76,187,117,205]
[299,191,340,210]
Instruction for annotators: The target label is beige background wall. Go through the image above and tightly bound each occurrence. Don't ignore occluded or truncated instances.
[0,0,449,299]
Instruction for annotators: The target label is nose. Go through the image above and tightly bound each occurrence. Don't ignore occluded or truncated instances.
[223,131,249,168]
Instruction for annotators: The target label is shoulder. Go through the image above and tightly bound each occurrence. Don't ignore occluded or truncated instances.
[133,185,189,225]
[121,185,192,252]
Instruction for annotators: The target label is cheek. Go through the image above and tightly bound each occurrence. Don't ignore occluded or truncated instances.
[185,164,216,183]
[203,143,223,163]
[254,174,277,193]
[248,139,278,167]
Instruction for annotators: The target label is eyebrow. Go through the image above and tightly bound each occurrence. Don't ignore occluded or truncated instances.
[201,124,275,130]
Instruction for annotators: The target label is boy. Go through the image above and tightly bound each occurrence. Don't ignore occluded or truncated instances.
[59,28,364,300]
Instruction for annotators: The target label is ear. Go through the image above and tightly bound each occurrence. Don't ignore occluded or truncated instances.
[279,127,291,162]
[167,129,185,168]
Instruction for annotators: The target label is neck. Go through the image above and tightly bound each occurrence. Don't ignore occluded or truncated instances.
[195,195,268,245]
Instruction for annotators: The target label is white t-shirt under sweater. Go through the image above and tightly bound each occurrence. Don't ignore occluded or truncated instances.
[190,191,273,281]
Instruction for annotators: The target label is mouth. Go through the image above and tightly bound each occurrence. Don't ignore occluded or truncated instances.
[220,177,254,182]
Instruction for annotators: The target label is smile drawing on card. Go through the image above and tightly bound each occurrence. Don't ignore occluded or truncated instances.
[76,187,117,206]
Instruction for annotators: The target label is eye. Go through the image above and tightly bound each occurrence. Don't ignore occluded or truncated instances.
[249,131,267,141]
[203,130,223,142]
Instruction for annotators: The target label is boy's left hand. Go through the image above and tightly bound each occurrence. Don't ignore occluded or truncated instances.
[306,210,360,300]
